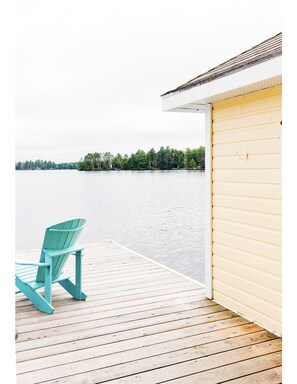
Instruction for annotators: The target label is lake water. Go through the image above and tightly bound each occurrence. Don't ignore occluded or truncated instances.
[16,170,205,283]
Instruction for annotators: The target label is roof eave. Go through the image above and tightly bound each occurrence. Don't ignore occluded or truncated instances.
[161,56,282,113]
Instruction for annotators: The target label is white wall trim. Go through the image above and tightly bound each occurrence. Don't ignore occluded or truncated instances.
[204,103,212,299]
[162,56,282,112]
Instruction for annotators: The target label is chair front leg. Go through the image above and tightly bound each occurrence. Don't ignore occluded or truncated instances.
[58,249,87,300]
[75,250,83,300]
[44,254,52,304]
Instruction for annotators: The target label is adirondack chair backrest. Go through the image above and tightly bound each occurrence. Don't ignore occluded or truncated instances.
[36,218,87,282]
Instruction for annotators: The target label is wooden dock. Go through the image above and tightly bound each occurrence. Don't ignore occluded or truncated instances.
[15,241,282,384]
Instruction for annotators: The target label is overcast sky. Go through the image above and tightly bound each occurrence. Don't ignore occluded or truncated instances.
[15,0,281,162]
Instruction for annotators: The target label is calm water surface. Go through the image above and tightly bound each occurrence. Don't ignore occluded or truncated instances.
[16,170,205,283]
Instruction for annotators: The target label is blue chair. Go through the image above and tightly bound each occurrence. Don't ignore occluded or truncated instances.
[15,218,87,314]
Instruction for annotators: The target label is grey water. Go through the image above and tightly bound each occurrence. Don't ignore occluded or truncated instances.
[16,170,205,283]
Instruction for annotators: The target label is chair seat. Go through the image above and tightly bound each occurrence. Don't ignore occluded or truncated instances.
[15,264,38,284]
[15,264,69,289]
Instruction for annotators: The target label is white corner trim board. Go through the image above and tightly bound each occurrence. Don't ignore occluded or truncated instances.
[204,103,212,299]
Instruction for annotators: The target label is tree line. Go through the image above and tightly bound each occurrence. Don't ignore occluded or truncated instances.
[15,159,77,170]
[15,146,205,171]
[77,146,205,171]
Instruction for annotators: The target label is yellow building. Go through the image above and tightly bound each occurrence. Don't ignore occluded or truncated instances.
[161,33,282,335]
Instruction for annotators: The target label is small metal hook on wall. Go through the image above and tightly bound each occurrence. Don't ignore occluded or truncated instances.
[237,147,248,160]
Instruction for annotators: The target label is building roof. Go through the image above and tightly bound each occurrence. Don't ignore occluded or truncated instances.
[161,32,282,97]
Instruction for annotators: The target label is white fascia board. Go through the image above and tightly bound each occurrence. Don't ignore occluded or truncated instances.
[162,56,282,112]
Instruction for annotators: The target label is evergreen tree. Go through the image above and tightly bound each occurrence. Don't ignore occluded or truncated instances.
[189,159,197,169]
[113,153,123,170]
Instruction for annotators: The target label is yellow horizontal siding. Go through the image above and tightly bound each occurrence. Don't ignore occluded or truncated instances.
[213,195,281,215]
[213,219,281,246]
[211,85,282,335]
[212,138,280,157]
[213,243,281,277]
[213,268,281,309]
[213,279,281,322]
[213,231,281,261]
[213,109,281,132]
[212,93,281,120]
[213,124,280,144]
[213,182,281,199]
[213,256,281,295]
[212,85,282,112]
[213,154,280,169]
[213,169,280,184]
[213,206,281,230]
[213,291,282,335]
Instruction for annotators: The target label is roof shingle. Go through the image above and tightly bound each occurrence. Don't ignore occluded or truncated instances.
[161,32,282,97]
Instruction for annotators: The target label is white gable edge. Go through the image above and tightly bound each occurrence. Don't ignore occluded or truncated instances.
[162,56,282,113]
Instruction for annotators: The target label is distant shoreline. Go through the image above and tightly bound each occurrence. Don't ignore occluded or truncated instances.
[15,146,205,171]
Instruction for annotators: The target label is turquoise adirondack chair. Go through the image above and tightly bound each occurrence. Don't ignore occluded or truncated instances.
[15,218,87,314]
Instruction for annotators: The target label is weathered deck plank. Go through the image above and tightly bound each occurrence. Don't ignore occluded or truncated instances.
[16,241,282,384]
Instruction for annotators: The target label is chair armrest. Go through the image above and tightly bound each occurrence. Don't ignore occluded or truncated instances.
[15,261,50,267]
[43,244,84,258]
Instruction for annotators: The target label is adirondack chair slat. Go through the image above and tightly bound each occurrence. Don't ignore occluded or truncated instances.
[15,218,87,314]
[15,264,39,276]
[15,265,37,275]
[15,267,38,283]
[15,270,37,281]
